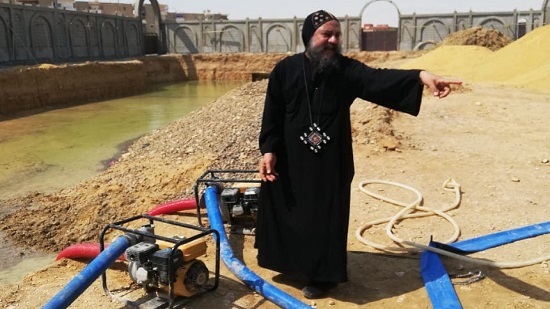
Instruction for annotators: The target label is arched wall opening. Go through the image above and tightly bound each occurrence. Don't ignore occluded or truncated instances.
[359,0,402,51]
[135,0,166,54]
[543,0,550,25]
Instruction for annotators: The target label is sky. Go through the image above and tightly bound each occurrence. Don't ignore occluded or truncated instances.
[123,0,546,26]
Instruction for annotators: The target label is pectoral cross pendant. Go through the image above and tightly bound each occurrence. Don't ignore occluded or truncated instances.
[300,123,330,153]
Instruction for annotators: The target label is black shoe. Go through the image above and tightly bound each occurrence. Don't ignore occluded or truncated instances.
[301,282,337,299]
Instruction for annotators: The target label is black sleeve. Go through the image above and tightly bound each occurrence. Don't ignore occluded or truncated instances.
[347,59,424,116]
[259,61,286,155]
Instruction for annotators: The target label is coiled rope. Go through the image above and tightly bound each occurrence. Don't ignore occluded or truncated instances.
[355,178,550,268]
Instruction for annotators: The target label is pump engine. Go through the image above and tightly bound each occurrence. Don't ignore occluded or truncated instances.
[219,186,260,229]
[126,239,209,298]
[194,170,261,234]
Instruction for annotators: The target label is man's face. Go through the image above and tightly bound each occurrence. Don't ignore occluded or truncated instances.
[308,20,342,58]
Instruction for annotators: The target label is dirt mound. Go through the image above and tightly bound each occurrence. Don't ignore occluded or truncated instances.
[0,81,265,253]
[439,26,512,51]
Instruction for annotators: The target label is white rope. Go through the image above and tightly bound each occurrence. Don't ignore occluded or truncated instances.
[355,178,550,268]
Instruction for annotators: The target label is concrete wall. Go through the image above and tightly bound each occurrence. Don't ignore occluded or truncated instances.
[399,9,544,50]
[167,7,548,54]
[164,16,364,54]
[0,3,144,66]
[2,4,548,61]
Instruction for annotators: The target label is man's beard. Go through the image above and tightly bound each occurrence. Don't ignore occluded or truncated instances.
[306,42,341,76]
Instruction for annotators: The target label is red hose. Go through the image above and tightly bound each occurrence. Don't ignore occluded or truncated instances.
[56,243,126,261]
[147,198,197,216]
[56,198,197,260]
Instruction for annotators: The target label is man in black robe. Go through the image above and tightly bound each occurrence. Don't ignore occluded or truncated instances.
[255,10,461,299]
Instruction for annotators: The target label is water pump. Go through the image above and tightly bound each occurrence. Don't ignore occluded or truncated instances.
[100,214,220,308]
[126,238,209,298]
[194,169,261,234]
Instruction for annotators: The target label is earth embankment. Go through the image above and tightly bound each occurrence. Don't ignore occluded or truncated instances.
[0,53,287,118]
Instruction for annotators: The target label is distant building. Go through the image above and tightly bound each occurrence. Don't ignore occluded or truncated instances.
[362,23,398,51]
[165,11,228,22]
[12,0,54,6]
[7,0,227,23]
[4,0,72,9]
[73,1,133,17]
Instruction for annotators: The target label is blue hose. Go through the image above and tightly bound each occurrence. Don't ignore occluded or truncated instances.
[42,235,133,309]
[421,243,462,309]
[452,221,550,252]
[204,186,312,309]
[421,221,550,309]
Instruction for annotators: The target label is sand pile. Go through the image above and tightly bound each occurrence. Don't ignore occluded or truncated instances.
[471,25,550,89]
[400,25,550,92]
[399,45,493,77]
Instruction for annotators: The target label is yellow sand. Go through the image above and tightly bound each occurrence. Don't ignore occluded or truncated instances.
[400,25,550,92]
[399,45,493,78]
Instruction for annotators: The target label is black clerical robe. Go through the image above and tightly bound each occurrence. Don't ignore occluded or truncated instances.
[256,53,423,283]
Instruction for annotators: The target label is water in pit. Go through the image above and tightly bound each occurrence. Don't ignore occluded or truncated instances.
[0,80,243,285]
